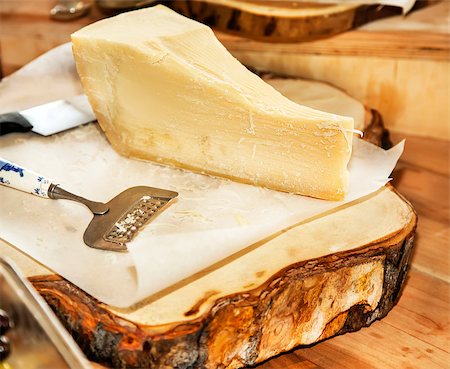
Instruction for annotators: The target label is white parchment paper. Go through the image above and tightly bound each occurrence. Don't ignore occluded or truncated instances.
[293,0,416,14]
[0,44,403,307]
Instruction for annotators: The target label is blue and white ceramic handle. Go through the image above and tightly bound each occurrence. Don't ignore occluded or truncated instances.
[0,158,53,198]
[0,157,108,214]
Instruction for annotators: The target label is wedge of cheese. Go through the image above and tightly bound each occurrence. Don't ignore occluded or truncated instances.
[71,5,353,200]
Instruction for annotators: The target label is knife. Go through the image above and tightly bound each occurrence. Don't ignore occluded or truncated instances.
[0,95,96,136]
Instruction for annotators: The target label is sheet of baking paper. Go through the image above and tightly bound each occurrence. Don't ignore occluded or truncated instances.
[360,1,448,32]
[0,44,404,307]
[292,0,416,14]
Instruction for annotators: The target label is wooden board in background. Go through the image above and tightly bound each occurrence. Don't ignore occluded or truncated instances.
[223,41,449,141]
[170,0,427,43]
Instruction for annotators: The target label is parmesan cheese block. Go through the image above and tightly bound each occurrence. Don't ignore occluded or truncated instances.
[71,5,354,200]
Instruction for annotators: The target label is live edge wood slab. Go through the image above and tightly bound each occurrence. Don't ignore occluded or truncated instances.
[30,186,416,369]
[169,0,423,43]
[25,105,416,368]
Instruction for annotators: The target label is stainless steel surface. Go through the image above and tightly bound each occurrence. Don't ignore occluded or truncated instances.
[0,258,90,369]
[49,184,178,252]
[49,184,108,215]
[107,195,168,243]
[50,0,91,21]
[20,95,96,136]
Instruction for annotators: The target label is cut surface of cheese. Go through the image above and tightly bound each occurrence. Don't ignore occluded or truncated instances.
[71,5,353,200]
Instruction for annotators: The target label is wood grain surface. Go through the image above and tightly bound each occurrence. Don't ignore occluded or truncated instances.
[218,29,450,61]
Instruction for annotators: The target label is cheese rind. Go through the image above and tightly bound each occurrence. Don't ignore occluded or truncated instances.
[71,5,353,200]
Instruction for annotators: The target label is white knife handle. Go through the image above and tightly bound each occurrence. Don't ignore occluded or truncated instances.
[0,158,53,198]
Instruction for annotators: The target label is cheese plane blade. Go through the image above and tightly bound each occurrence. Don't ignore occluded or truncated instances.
[0,158,178,252]
[0,95,95,136]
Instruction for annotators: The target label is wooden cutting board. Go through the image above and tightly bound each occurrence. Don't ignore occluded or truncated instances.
[28,185,416,369]
[0,76,415,368]
[169,0,412,42]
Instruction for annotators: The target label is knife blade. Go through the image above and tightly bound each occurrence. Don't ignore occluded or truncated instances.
[0,95,96,136]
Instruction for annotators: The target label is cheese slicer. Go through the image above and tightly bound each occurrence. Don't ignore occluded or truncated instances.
[0,158,178,252]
